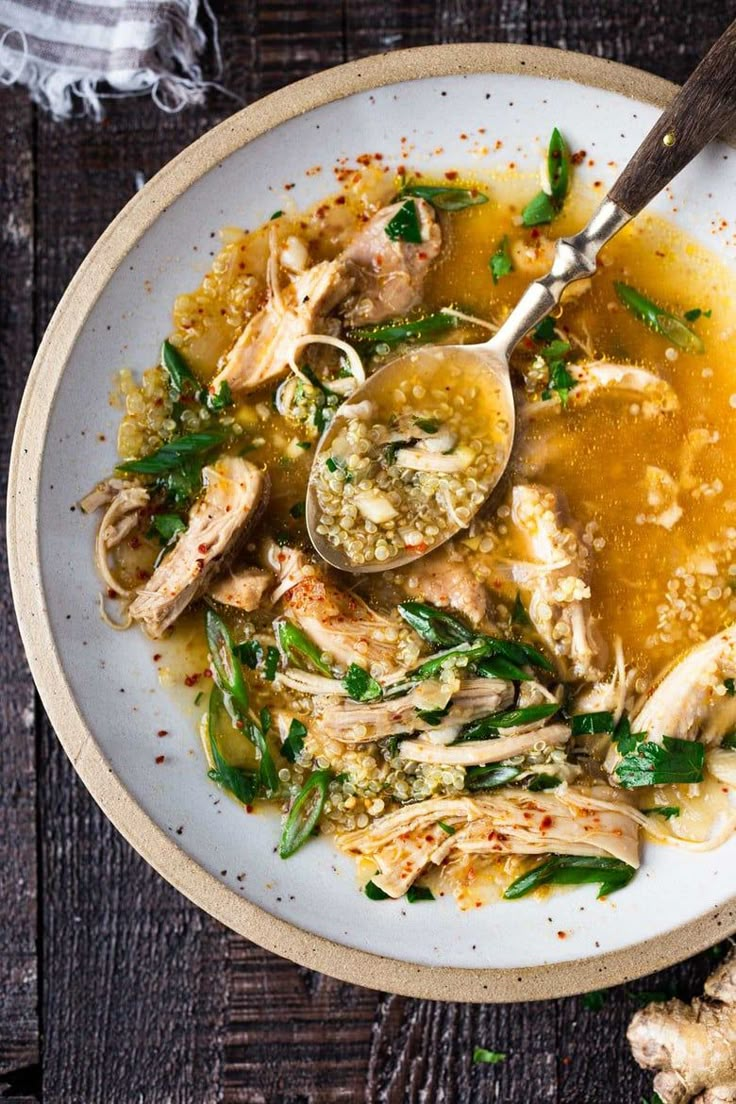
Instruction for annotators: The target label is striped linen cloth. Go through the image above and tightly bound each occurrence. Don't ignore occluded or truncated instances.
[0,0,221,118]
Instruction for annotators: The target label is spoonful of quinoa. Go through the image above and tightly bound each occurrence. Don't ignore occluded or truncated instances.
[306,20,736,572]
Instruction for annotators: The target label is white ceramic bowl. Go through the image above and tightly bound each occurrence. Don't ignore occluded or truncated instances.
[10,45,736,1002]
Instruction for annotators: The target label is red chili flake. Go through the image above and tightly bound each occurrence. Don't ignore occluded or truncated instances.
[335,195,346,205]
[459,133,468,141]
[571,149,587,165]
[284,182,295,191]
[155,755,165,764]
[157,730,168,737]
[137,569,151,581]
[107,588,118,599]
[396,164,406,177]
[445,170,459,180]
[198,543,209,554]
[130,536,141,549]
[540,815,553,830]
[557,931,567,940]
[508,161,516,170]
[203,667,212,678]
[530,228,540,239]
[235,719,244,730]
[184,673,200,687]
[245,804,253,814]
[195,558,205,574]
[418,251,427,260]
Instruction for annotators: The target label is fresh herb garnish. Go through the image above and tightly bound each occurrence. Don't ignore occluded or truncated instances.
[474,654,533,682]
[438,821,456,836]
[364,879,390,900]
[465,763,521,791]
[683,307,711,322]
[400,182,489,211]
[406,885,434,903]
[278,770,332,858]
[399,600,475,646]
[325,455,352,481]
[725,677,736,696]
[277,619,332,676]
[206,380,233,412]
[533,317,556,342]
[615,735,705,788]
[263,645,280,682]
[349,311,457,352]
[342,663,382,702]
[522,127,570,226]
[281,718,307,763]
[289,500,306,519]
[503,855,636,900]
[385,199,423,243]
[270,209,284,219]
[206,686,259,804]
[150,513,186,543]
[570,711,615,736]
[642,805,680,820]
[615,282,705,354]
[722,732,736,750]
[410,639,494,680]
[117,431,225,475]
[416,704,451,726]
[236,639,263,669]
[489,235,513,284]
[415,417,440,433]
[472,1048,506,1065]
[612,715,647,755]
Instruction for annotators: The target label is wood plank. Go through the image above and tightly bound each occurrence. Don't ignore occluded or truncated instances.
[0,84,40,1103]
[31,70,243,1104]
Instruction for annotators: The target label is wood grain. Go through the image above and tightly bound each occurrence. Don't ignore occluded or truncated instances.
[0,85,40,1104]
[5,2,736,1103]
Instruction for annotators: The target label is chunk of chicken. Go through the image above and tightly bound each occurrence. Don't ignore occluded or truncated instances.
[208,566,273,611]
[316,677,514,744]
[283,575,407,677]
[398,722,571,765]
[398,546,487,625]
[262,539,314,603]
[522,361,679,420]
[130,458,269,638]
[338,785,640,897]
[340,198,441,325]
[511,483,603,680]
[632,625,736,745]
[210,260,354,397]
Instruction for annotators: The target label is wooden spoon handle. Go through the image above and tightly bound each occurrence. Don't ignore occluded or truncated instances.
[609,18,736,216]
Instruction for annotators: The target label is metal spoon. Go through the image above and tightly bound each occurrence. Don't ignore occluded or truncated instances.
[307,18,736,573]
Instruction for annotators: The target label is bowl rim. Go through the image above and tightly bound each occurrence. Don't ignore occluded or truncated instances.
[9,42,736,1003]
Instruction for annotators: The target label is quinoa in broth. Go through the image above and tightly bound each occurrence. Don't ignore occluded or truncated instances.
[83,131,736,909]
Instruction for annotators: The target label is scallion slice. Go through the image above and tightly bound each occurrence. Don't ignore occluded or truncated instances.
[279,770,332,859]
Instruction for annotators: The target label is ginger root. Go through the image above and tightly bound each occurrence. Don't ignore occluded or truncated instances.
[628,948,736,1103]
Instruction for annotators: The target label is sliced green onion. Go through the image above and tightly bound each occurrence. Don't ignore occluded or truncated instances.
[465,763,521,791]
[277,619,332,676]
[278,770,332,859]
[615,282,704,354]
[206,686,259,804]
[642,805,680,819]
[117,431,225,475]
[349,311,457,352]
[406,885,434,903]
[456,702,560,742]
[161,339,199,396]
[547,126,570,203]
[281,718,307,763]
[400,182,489,211]
[503,855,636,900]
[364,880,390,900]
[263,645,280,682]
[527,773,562,792]
[206,608,250,716]
[570,711,615,736]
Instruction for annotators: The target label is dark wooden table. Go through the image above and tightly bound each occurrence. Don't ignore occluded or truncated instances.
[2,3,736,1100]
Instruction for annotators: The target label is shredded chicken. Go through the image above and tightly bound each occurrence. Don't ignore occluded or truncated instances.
[398,721,571,765]
[283,575,409,677]
[399,546,487,625]
[130,458,268,637]
[574,637,632,723]
[210,199,440,398]
[211,260,354,397]
[632,624,736,745]
[89,482,150,598]
[511,483,603,680]
[338,785,640,897]
[521,361,679,420]
[315,677,514,744]
[262,540,314,604]
[340,197,441,325]
[208,566,273,611]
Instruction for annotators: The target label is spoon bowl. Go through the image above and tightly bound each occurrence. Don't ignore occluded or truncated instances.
[305,339,515,572]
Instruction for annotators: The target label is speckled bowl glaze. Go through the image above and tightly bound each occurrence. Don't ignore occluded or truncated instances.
[9,45,736,1002]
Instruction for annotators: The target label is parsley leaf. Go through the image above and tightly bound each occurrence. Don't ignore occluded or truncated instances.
[489,235,513,284]
[616,735,705,788]
[281,718,307,763]
[385,199,423,243]
[342,663,383,702]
